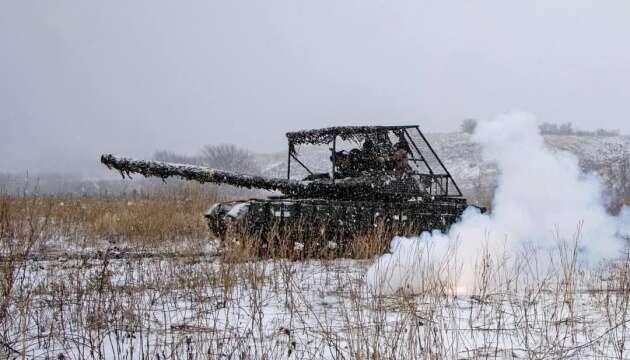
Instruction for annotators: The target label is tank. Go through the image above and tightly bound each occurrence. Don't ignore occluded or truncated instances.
[101,125,479,249]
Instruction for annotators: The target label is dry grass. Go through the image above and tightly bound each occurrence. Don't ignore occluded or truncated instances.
[1,184,235,251]
[348,222,420,259]
[1,188,629,358]
[217,219,420,262]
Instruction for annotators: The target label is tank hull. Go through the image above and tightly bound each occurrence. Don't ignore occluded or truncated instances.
[204,198,469,249]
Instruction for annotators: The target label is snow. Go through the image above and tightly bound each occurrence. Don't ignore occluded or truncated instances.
[226,202,250,219]
[10,255,630,359]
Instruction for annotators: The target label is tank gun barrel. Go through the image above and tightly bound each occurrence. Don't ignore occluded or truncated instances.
[100,154,300,193]
[101,154,431,201]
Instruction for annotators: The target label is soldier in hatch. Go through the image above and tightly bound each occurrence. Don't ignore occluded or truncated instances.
[357,137,380,172]
[333,134,409,177]
[390,138,410,177]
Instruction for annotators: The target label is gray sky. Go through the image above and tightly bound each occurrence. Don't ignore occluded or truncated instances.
[1,0,629,176]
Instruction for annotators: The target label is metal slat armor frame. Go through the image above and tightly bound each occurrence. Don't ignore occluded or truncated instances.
[286,125,463,198]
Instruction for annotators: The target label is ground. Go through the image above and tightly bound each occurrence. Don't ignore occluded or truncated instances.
[3,242,630,359]
[1,191,629,359]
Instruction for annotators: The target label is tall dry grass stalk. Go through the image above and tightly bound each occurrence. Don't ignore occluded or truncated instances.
[0,184,238,254]
[0,187,629,358]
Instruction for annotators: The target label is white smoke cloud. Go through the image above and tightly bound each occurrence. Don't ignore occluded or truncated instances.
[367,112,628,294]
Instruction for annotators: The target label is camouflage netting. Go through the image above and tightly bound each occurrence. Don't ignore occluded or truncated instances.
[101,154,297,193]
[285,126,414,146]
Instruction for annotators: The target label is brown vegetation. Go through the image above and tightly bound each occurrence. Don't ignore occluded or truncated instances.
[1,187,629,358]
[1,184,233,250]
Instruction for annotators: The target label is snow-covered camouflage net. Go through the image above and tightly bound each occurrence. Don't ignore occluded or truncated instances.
[101,154,297,193]
[285,125,411,146]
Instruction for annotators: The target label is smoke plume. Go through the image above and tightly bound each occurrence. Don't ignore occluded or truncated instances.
[367,112,629,294]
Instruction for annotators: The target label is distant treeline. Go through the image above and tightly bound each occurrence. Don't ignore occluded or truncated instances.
[153,143,260,175]
[0,172,261,197]
[0,144,261,196]
[460,119,621,137]
[0,172,142,196]
[538,122,620,137]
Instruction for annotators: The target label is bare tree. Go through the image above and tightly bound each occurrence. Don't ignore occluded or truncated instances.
[199,144,259,174]
[153,150,202,165]
[460,119,477,134]
[605,152,630,213]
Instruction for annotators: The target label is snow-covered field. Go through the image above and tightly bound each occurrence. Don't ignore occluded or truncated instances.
[3,245,629,359]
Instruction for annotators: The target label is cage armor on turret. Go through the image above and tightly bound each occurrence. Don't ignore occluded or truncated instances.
[101,125,478,250]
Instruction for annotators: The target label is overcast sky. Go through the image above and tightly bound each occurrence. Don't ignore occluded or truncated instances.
[1,1,629,176]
